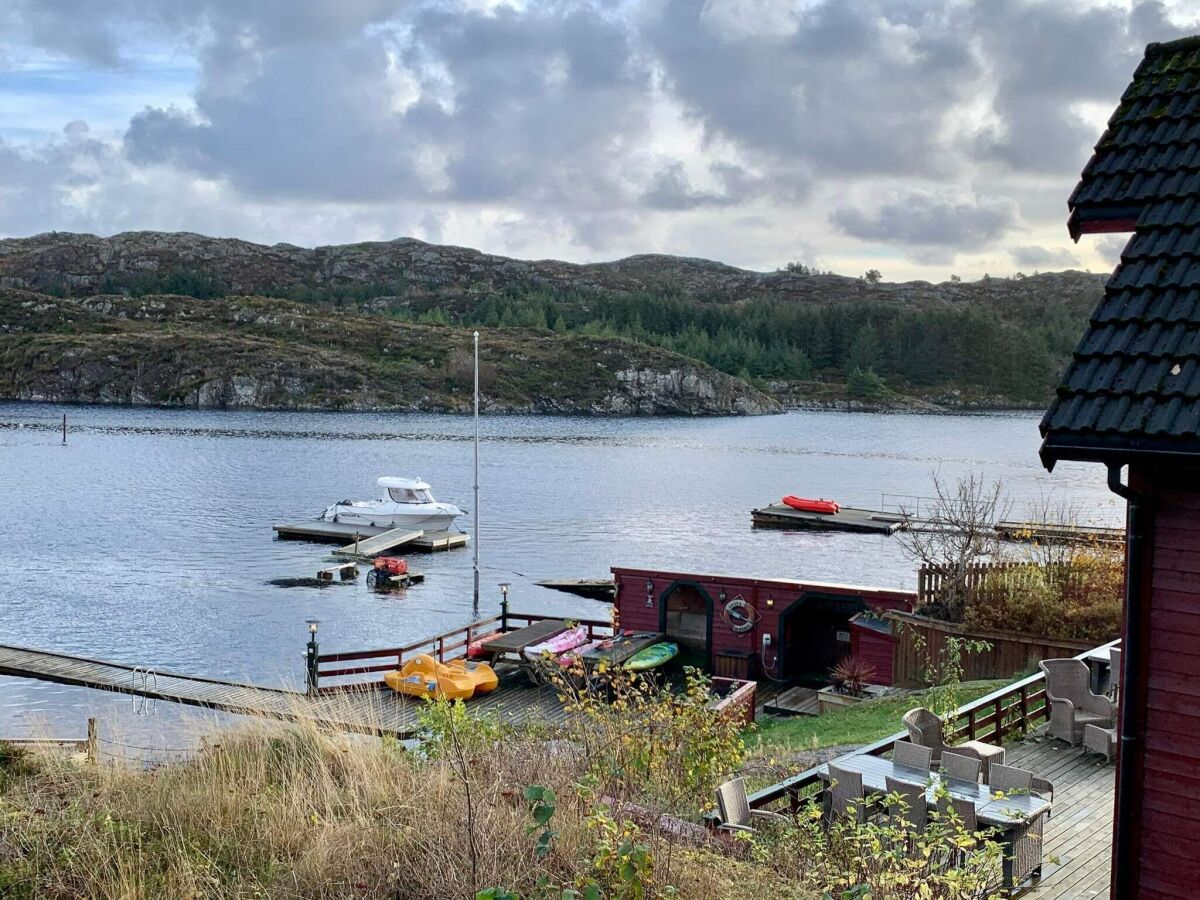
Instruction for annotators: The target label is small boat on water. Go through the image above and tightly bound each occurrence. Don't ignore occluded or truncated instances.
[782,495,840,515]
[321,477,464,531]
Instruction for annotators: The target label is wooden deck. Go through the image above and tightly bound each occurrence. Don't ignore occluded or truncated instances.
[1008,736,1115,899]
[274,521,469,553]
[0,644,566,738]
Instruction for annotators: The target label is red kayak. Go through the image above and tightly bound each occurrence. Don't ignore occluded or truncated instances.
[782,495,840,515]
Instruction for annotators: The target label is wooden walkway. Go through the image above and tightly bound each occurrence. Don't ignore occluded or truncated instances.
[1006,735,1115,899]
[0,644,566,739]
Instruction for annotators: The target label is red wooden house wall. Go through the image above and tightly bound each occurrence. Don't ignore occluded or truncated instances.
[849,614,895,686]
[612,567,913,683]
[1121,465,1200,898]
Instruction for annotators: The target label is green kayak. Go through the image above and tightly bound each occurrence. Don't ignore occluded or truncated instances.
[624,642,679,672]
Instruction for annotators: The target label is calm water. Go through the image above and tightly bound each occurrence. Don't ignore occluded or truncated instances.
[0,402,1119,748]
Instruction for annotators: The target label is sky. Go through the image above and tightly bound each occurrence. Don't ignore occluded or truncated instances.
[1,0,1199,281]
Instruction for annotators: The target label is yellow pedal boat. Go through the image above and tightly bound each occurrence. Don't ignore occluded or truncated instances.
[384,654,497,700]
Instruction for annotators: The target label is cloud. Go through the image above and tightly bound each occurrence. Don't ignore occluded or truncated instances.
[831,191,1018,252]
[644,0,981,179]
[1010,245,1081,269]
[971,0,1191,173]
[0,0,1197,279]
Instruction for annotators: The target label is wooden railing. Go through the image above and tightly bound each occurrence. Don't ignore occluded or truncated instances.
[741,639,1118,816]
[314,612,614,690]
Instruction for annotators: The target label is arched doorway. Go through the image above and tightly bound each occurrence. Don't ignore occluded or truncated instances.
[658,581,713,669]
[777,592,868,683]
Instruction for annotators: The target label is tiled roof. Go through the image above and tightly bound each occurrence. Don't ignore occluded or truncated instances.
[1041,36,1200,465]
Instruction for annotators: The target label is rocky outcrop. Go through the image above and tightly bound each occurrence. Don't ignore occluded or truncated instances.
[0,289,780,416]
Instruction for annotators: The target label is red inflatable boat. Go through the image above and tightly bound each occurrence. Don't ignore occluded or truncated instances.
[782,495,840,515]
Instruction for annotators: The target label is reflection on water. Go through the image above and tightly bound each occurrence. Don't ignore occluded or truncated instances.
[0,402,1117,743]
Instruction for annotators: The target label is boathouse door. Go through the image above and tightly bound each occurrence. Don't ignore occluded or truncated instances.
[659,582,712,669]
[778,593,865,682]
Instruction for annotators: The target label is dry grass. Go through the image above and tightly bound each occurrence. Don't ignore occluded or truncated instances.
[0,682,805,900]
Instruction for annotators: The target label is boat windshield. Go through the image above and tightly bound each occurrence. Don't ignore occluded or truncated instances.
[388,488,434,504]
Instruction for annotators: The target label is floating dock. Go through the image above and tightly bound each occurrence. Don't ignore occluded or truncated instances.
[536,578,616,600]
[751,504,905,534]
[994,520,1125,545]
[273,521,469,554]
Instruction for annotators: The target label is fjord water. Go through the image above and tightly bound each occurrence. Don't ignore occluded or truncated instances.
[0,402,1117,744]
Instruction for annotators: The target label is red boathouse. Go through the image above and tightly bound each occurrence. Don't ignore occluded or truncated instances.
[611,567,914,684]
[1041,35,1200,900]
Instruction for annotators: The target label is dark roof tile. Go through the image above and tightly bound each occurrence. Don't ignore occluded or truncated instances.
[1044,36,1200,462]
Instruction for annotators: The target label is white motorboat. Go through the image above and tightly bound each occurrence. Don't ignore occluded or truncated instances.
[320,477,464,531]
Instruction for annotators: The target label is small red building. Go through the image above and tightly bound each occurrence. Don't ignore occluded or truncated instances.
[612,567,914,684]
[1041,35,1200,900]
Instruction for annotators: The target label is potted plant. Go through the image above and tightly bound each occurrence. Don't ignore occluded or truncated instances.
[818,654,878,713]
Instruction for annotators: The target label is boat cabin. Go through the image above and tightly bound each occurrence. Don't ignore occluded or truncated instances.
[378,476,435,504]
[611,567,914,683]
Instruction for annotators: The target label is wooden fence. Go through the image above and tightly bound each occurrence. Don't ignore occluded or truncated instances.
[916,561,1070,608]
[736,638,1118,818]
[887,609,1096,686]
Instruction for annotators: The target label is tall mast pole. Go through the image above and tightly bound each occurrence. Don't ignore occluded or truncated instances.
[473,330,480,615]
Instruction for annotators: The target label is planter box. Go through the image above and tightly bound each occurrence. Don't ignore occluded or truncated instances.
[708,677,757,727]
[817,683,889,715]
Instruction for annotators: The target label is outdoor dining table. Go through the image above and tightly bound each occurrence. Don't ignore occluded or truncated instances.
[1083,641,1121,695]
[816,754,1051,890]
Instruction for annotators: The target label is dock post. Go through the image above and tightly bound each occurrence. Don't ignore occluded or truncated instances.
[499,582,510,632]
[85,717,96,763]
[305,620,321,697]
[62,414,67,446]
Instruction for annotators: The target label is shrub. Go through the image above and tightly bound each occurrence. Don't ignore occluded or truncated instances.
[964,543,1123,642]
[828,654,877,697]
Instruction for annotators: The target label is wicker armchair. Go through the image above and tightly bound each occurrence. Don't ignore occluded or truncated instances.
[902,707,1002,774]
[714,777,790,834]
[1039,658,1116,746]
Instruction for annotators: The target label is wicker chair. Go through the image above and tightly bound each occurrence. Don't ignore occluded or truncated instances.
[885,774,928,832]
[1039,658,1116,746]
[893,740,934,772]
[941,751,982,783]
[936,793,979,832]
[1109,647,1122,698]
[902,707,1005,777]
[714,777,790,834]
[989,763,1033,794]
[827,764,867,823]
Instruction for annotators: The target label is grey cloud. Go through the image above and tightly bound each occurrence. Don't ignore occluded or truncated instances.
[1010,245,1080,269]
[645,0,981,178]
[123,2,653,219]
[1096,234,1133,263]
[639,161,770,210]
[972,0,1191,173]
[831,192,1018,250]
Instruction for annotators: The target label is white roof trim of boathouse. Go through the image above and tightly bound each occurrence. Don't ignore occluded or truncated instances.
[378,476,431,490]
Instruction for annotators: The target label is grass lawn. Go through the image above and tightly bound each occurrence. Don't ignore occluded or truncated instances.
[751,679,1010,752]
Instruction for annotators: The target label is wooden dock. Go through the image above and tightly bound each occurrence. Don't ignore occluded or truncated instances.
[332,528,423,559]
[751,504,905,534]
[0,644,564,739]
[535,578,616,600]
[994,520,1124,546]
[274,521,469,554]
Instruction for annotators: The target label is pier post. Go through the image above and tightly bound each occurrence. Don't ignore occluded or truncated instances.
[499,582,510,632]
[62,414,67,445]
[305,620,321,697]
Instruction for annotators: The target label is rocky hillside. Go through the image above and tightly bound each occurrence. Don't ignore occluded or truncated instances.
[0,289,779,415]
[0,231,1106,310]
